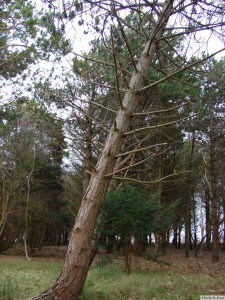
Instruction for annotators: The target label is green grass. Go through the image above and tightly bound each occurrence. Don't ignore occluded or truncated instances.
[82,264,223,300]
[0,257,62,299]
[0,256,224,300]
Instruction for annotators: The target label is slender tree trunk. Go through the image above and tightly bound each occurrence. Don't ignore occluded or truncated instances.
[184,177,191,255]
[0,224,18,253]
[211,177,219,262]
[106,235,116,253]
[185,132,195,258]
[205,188,211,250]
[83,91,94,193]
[190,196,197,249]
[161,230,167,255]
[210,145,219,263]
[155,135,164,255]
[223,202,225,251]
[184,214,190,257]
[166,230,169,244]
[125,239,131,274]
[209,101,219,263]
[38,224,46,251]
[173,226,178,249]
[154,232,161,255]
[33,2,174,299]
[178,223,182,249]
[134,234,146,256]
[195,234,207,257]
[148,233,152,245]
[193,203,197,249]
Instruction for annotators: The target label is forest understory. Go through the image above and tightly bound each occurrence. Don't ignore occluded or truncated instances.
[1,245,225,299]
[3,244,225,276]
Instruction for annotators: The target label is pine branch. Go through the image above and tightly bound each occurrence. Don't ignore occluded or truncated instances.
[137,48,225,92]
[112,0,138,72]
[110,26,124,109]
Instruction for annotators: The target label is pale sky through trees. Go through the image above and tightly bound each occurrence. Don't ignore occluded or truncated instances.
[34,0,225,60]
[2,0,224,107]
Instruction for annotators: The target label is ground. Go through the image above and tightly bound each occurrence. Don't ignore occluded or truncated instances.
[4,244,225,277]
[1,245,225,299]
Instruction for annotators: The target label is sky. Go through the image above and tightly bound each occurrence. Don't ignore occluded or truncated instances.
[2,0,224,107]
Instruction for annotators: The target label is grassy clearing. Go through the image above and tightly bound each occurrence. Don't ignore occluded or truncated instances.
[82,263,215,300]
[0,255,224,299]
[0,256,62,299]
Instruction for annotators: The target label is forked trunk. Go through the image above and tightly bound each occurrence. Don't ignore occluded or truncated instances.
[33,1,173,299]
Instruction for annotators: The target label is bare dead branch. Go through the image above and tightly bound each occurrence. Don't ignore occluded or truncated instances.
[77,98,117,114]
[105,156,150,177]
[124,114,198,136]
[116,142,167,157]
[133,102,191,116]
[112,170,192,184]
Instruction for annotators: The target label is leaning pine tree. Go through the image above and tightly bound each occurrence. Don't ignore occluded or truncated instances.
[33,0,225,299]
[33,1,173,298]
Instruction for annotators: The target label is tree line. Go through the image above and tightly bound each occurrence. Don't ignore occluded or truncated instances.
[0,0,225,299]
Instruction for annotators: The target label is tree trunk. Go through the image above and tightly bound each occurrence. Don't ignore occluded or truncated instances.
[33,1,173,299]
[124,239,131,274]
[154,232,161,255]
[205,188,211,250]
[211,179,219,263]
[194,234,207,257]
[193,204,197,249]
[210,150,219,263]
[83,92,94,193]
[0,224,18,253]
[209,100,219,263]
[106,235,116,253]
[161,230,167,255]
[177,223,182,249]
[223,202,225,251]
[184,213,190,257]
[166,229,170,245]
[173,226,178,249]
[185,132,195,258]
[148,232,152,245]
